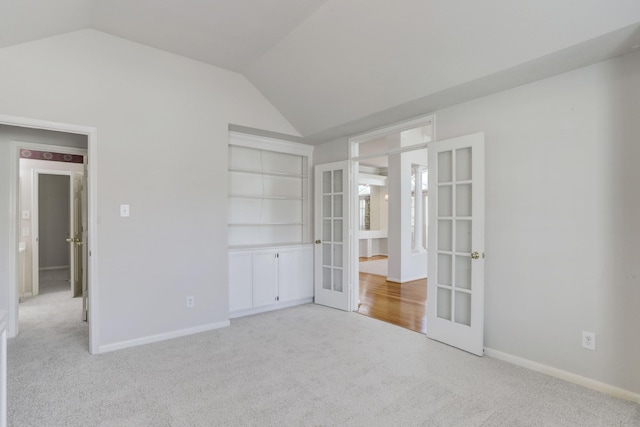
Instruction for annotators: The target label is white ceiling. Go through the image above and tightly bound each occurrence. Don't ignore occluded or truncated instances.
[2,1,640,144]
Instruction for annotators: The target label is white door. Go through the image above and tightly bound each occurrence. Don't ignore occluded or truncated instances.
[314,161,350,311]
[426,133,485,356]
[69,173,82,297]
[228,251,253,312]
[252,250,278,308]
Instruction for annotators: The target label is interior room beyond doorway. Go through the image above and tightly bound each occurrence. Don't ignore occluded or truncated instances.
[353,118,432,333]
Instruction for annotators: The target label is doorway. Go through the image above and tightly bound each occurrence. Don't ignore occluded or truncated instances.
[2,114,98,354]
[350,116,433,334]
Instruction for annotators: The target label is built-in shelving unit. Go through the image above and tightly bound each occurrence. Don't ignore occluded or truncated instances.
[228,132,314,318]
[228,132,313,248]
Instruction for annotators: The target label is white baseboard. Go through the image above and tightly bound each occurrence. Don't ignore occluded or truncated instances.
[97,320,230,354]
[229,298,313,319]
[39,265,69,271]
[484,347,640,404]
[386,275,427,284]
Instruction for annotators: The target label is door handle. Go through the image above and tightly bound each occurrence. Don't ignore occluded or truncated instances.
[315,240,322,244]
[471,251,480,260]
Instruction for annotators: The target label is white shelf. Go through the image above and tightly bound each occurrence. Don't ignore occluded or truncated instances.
[229,222,305,226]
[229,194,308,201]
[228,133,312,248]
[229,168,306,179]
[229,242,312,250]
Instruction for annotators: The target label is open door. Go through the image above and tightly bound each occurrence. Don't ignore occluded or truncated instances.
[314,161,350,311]
[69,173,83,297]
[426,133,485,356]
[66,170,88,319]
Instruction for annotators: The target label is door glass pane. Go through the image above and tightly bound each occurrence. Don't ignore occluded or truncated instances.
[323,220,332,242]
[322,243,331,266]
[455,220,472,253]
[323,171,332,194]
[323,195,332,217]
[437,253,452,286]
[455,255,471,290]
[456,147,472,181]
[455,291,471,326]
[456,184,472,217]
[438,185,452,217]
[334,219,343,242]
[333,244,343,268]
[333,170,343,193]
[323,267,332,290]
[437,220,452,252]
[438,151,452,183]
[437,288,452,320]
[333,268,343,292]
[333,194,343,217]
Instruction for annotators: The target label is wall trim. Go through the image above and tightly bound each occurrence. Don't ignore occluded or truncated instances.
[484,347,640,404]
[97,320,231,354]
[1,113,99,355]
[229,298,313,319]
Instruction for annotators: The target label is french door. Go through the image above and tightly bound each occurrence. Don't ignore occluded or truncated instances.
[426,133,485,356]
[314,161,350,311]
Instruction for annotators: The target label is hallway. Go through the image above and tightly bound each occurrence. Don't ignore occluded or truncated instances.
[357,264,427,334]
[17,268,87,348]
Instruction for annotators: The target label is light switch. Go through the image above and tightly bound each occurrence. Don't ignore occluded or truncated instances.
[22,210,30,219]
[22,227,30,236]
[120,204,130,217]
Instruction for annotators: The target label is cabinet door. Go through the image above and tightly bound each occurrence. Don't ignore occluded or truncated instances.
[278,246,313,303]
[252,250,278,307]
[229,251,253,312]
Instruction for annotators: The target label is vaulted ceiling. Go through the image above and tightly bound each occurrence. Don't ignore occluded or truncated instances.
[2,1,640,143]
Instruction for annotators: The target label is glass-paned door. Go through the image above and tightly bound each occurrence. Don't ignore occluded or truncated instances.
[427,133,485,356]
[314,161,350,311]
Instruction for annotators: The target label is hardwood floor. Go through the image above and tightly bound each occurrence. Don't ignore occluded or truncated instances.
[357,266,427,334]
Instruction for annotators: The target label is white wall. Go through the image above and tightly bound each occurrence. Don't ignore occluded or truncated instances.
[0,30,298,350]
[313,50,640,395]
[387,147,428,282]
[435,50,640,395]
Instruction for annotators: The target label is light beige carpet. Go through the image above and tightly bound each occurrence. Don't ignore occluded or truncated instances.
[8,282,640,426]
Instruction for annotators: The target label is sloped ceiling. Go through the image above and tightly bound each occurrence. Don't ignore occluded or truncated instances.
[2,0,640,143]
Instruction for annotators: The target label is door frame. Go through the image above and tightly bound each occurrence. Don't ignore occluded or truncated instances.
[348,114,435,311]
[30,168,74,297]
[2,114,100,354]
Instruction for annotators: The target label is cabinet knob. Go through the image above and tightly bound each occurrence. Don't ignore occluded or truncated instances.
[315,240,321,244]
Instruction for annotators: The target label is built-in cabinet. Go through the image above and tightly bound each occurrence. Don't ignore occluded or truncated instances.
[229,246,313,317]
[228,132,314,318]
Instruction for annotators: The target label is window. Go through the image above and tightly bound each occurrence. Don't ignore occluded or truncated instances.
[359,184,371,230]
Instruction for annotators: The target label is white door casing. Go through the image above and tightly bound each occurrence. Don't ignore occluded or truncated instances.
[427,132,485,356]
[80,168,88,321]
[314,161,350,311]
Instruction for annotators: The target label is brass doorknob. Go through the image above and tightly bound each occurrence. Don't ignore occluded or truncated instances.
[66,238,74,243]
[471,251,480,260]
[315,240,322,244]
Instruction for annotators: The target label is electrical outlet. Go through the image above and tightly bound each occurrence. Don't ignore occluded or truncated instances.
[582,331,596,350]
[186,296,195,308]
